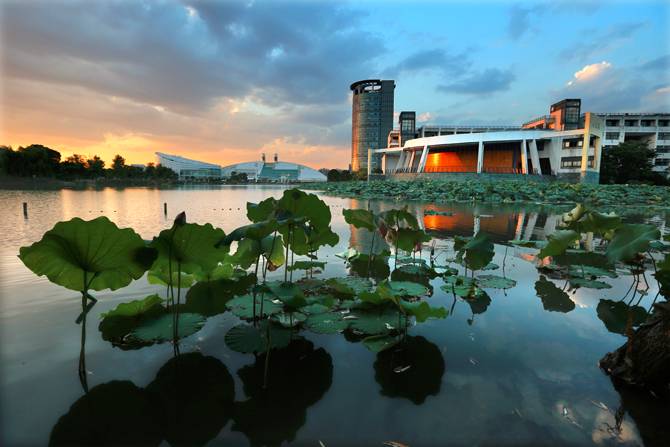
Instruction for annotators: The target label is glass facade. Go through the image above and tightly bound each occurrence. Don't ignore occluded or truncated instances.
[350,80,395,171]
[399,111,416,148]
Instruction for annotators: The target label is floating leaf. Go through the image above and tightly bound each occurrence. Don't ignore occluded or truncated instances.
[432,265,459,276]
[605,224,661,263]
[475,275,517,289]
[388,281,429,296]
[228,294,284,319]
[568,266,617,279]
[287,260,326,271]
[350,309,410,335]
[19,216,157,292]
[99,294,166,318]
[133,313,206,342]
[363,334,399,353]
[569,278,612,289]
[259,281,308,308]
[147,270,194,288]
[304,313,351,334]
[296,278,328,292]
[327,277,373,295]
[271,312,308,328]
[224,320,294,354]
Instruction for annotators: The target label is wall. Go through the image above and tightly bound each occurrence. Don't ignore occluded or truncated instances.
[369,172,558,183]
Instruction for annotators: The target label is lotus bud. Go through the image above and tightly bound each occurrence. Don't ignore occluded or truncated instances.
[174,211,186,227]
[378,219,388,239]
[415,242,422,253]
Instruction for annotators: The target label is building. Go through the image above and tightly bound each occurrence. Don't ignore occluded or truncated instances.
[155,152,222,180]
[221,153,326,182]
[523,99,582,131]
[350,79,395,172]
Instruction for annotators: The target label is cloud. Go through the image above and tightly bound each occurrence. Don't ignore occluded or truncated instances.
[506,4,541,40]
[566,61,611,86]
[639,54,670,72]
[436,68,516,96]
[557,21,648,63]
[381,48,470,79]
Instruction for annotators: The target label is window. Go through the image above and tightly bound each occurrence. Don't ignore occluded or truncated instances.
[606,120,620,126]
[659,120,669,127]
[561,157,581,168]
[660,133,670,141]
[655,158,670,166]
[625,120,638,127]
[563,139,583,148]
[606,132,620,140]
[657,146,670,154]
[641,120,655,127]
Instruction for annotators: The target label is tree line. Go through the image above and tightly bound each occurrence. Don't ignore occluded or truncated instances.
[0,145,178,181]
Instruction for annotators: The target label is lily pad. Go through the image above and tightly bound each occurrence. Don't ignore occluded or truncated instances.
[228,294,284,319]
[99,294,166,318]
[349,309,410,334]
[508,240,534,248]
[432,265,459,276]
[568,266,618,279]
[388,281,429,296]
[304,313,351,334]
[396,264,435,276]
[327,277,373,295]
[133,313,206,342]
[224,320,294,354]
[287,260,326,271]
[475,275,517,289]
[271,312,308,328]
[193,263,235,282]
[363,334,399,353]
[596,299,651,335]
[295,278,328,292]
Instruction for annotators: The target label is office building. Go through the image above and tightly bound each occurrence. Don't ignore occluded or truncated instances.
[350,79,395,172]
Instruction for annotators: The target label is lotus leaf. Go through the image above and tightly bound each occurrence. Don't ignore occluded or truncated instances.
[466,291,491,315]
[394,299,448,322]
[568,265,617,279]
[19,216,157,291]
[99,294,166,318]
[538,230,581,259]
[562,203,588,224]
[258,281,308,308]
[225,320,294,354]
[349,309,410,334]
[424,210,452,216]
[287,260,326,271]
[475,275,517,289]
[304,313,350,334]
[442,275,475,285]
[133,313,206,341]
[456,231,494,271]
[605,224,661,263]
[296,278,328,292]
[149,223,226,275]
[327,277,373,295]
[448,284,485,299]
[271,312,308,327]
[228,294,284,319]
[193,263,234,282]
[453,235,473,251]
[343,208,379,232]
[395,228,435,253]
[433,265,459,276]
[289,225,339,255]
[397,264,434,275]
[180,279,242,317]
[147,270,194,288]
[234,234,285,270]
[218,219,285,246]
[388,281,429,296]
[363,334,399,353]
[508,240,534,248]
[335,248,360,263]
[569,278,612,289]
[580,211,621,237]
[380,205,420,230]
[534,276,575,313]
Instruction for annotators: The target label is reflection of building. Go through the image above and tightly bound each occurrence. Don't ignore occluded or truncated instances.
[221,153,326,182]
[350,79,395,172]
[155,152,222,180]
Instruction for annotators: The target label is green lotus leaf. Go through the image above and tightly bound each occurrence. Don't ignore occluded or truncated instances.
[277,188,332,232]
[289,225,339,256]
[133,313,206,342]
[452,284,485,299]
[456,231,494,271]
[287,260,326,271]
[453,235,473,251]
[228,294,284,319]
[475,275,517,289]
[442,275,475,285]
[147,270,194,288]
[379,205,419,230]
[327,277,373,295]
[260,281,308,308]
[339,299,375,310]
[363,334,399,353]
[295,278,328,293]
[218,219,285,246]
[649,241,670,251]
[534,276,575,313]
[179,279,241,317]
[99,294,166,318]
[605,224,661,263]
[654,270,670,298]
[19,216,157,292]
[393,299,448,323]
[466,290,491,315]
[388,281,429,296]
[568,265,618,279]
[335,248,360,262]
[396,264,434,276]
[304,313,351,334]
[596,299,651,335]
[224,320,294,354]
[538,230,581,259]
[149,223,227,275]
[396,228,435,253]
[271,312,308,327]
[423,210,452,216]
[193,263,234,282]
[580,211,621,237]
[569,278,612,289]
[343,208,378,232]
[508,240,534,248]
[536,264,567,271]
[234,234,285,270]
[480,263,499,271]
[349,309,410,334]
[433,265,459,276]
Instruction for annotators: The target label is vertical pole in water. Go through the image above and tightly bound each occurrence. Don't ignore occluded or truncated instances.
[23,202,28,218]
[164,203,167,216]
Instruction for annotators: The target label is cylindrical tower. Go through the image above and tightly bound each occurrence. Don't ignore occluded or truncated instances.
[350,79,395,172]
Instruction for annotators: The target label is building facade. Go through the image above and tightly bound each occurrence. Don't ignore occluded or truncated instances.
[221,153,326,182]
[155,152,222,180]
[350,79,395,172]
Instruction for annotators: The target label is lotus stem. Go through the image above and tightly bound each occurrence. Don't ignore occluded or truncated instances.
[253,252,262,323]
[263,321,271,391]
[502,245,508,276]
[284,224,291,282]
[78,271,88,375]
[367,230,375,278]
[175,260,182,343]
[290,228,296,282]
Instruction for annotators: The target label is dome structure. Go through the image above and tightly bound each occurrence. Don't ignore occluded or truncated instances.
[221,154,326,182]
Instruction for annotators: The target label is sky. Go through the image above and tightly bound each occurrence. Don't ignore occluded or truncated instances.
[1,0,669,170]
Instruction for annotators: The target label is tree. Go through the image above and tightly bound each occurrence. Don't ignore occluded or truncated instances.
[353,167,368,181]
[339,170,352,182]
[85,156,105,178]
[60,154,87,179]
[112,154,127,178]
[144,162,156,179]
[600,140,667,185]
[327,169,340,182]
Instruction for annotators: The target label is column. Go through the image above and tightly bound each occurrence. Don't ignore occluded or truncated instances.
[521,139,528,174]
[408,150,416,170]
[417,145,430,173]
[529,139,541,174]
[477,136,484,173]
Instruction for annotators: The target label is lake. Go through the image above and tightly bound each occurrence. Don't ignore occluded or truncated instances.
[1,185,668,447]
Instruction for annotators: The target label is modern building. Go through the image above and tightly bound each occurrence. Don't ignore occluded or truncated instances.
[221,153,326,182]
[523,99,582,131]
[155,152,222,180]
[350,79,395,172]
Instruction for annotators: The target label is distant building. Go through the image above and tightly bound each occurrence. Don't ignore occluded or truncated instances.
[130,164,146,170]
[221,153,326,182]
[350,79,395,172]
[155,152,222,180]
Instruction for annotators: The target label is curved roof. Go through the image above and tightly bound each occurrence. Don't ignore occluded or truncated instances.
[221,161,326,182]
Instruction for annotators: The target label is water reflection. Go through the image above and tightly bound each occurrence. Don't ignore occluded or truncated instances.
[535,276,576,313]
[373,335,445,405]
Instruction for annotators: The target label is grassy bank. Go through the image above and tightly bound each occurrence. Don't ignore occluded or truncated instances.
[303,179,670,208]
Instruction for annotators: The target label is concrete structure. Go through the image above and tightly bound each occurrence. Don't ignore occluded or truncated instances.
[523,99,581,131]
[221,153,326,182]
[155,152,222,180]
[350,79,395,172]
[371,112,604,184]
